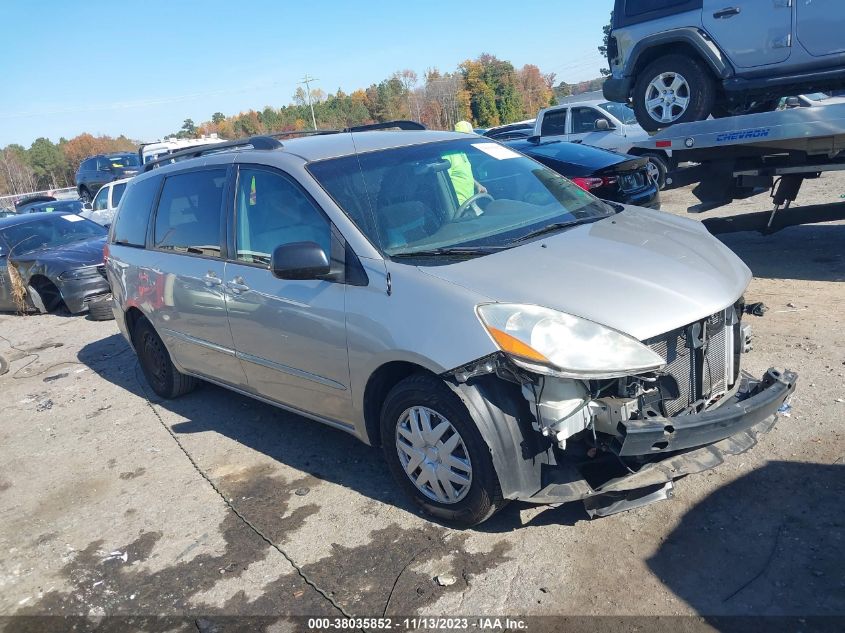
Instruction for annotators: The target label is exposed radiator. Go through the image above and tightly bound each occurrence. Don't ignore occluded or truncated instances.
[645,308,735,417]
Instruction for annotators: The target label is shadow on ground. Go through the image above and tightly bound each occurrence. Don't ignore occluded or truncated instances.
[708,222,845,283]
[69,335,513,621]
[648,461,845,619]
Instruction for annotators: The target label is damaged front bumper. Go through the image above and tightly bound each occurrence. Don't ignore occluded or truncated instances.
[57,274,111,313]
[613,368,797,456]
[528,368,797,507]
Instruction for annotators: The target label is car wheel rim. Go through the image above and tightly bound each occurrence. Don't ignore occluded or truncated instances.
[395,406,472,504]
[646,160,661,183]
[645,72,691,124]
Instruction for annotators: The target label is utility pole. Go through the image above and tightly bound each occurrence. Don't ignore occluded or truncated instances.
[299,74,319,130]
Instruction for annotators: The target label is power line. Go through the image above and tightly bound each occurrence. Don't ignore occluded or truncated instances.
[299,74,319,130]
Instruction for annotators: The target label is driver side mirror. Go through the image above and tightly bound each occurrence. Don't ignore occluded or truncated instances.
[83,202,93,210]
[594,119,612,131]
[784,96,801,109]
[271,241,330,280]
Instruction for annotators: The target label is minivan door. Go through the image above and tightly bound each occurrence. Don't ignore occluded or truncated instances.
[703,0,793,68]
[223,165,352,424]
[796,0,845,58]
[147,166,248,387]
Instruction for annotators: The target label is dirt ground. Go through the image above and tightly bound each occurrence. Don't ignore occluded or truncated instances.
[0,173,843,632]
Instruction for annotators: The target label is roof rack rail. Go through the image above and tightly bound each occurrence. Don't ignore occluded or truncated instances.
[343,120,426,132]
[143,135,283,172]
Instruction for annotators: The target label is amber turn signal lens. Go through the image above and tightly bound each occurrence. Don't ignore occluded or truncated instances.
[487,327,551,365]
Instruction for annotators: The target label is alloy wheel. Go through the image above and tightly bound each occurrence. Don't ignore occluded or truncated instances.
[395,406,472,504]
[645,72,691,125]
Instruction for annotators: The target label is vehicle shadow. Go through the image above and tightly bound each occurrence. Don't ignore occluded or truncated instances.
[78,333,590,530]
[647,461,845,620]
[78,333,421,518]
[706,221,845,283]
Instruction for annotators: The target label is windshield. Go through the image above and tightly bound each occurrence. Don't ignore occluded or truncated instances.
[0,215,106,254]
[308,138,613,257]
[598,102,637,125]
[109,154,140,168]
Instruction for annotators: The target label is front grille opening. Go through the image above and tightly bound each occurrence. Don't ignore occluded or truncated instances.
[645,309,733,417]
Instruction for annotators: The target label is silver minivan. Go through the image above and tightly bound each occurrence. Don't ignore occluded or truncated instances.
[106,128,797,526]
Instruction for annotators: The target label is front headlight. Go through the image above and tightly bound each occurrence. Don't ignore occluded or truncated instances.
[59,265,101,281]
[477,303,666,379]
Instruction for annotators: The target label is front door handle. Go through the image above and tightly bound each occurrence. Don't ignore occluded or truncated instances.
[713,6,740,18]
[226,278,250,294]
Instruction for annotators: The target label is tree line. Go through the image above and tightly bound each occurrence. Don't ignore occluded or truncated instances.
[1,53,606,197]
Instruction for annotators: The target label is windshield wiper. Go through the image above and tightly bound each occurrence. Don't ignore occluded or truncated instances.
[509,217,603,245]
[391,246,508,258]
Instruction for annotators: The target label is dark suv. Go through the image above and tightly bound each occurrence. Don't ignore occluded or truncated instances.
[75,153,140,202]
[603,0,845,130]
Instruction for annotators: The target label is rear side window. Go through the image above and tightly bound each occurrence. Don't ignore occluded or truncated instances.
[111,182,127,207]
[616,0,701,25]
[153,169,226,257]
[540,110,567,136]
[111,176,161,247]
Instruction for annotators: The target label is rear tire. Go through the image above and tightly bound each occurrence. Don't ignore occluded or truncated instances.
[132,317,197,398]
[641,152,668,189]
[633,54,716,132]
[380,373,505,527]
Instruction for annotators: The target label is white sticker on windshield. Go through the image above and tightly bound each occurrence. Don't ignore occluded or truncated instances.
[472,143,521,160]
[61,214,84,222]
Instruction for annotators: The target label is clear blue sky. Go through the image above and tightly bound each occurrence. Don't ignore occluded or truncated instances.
[0,0,614,147]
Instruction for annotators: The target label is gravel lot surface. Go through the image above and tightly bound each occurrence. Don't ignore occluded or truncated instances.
[1,173,843,632]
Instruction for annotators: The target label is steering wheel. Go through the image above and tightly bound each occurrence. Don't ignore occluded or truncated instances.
[456,193,494,220]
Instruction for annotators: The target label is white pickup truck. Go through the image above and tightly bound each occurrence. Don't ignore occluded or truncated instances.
[533,99,671,188]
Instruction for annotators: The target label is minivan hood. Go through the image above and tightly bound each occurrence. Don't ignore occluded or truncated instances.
[418,207,750,341]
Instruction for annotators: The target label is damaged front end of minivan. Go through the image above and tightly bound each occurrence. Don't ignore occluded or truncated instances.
[445,298,797,517]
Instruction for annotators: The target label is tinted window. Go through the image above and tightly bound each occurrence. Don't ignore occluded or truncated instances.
[571,107,610,134]
[111,176,160,247]
[540,110,568,136]
[235,168,331,266]
[625,0,692,16]
[154,169,226,256]
[92,187,109,211]
[111,182,127,207]
[82,158,95,171]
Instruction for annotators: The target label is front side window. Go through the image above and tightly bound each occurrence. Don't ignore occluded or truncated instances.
[96,158,111,171]
[153,169,226,257]
[598,102,637,124]
[540,110,567,136]
[111,182,127,207]
[571,107,610,134]
[235,168,331,266]
[92,187,109,211]
[309,138,612,257]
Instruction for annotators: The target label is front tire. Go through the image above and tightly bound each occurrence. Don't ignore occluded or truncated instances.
[633,54,716,132]
[133,317,197,398]
[380,373,505,527]
[26,283,60,314]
